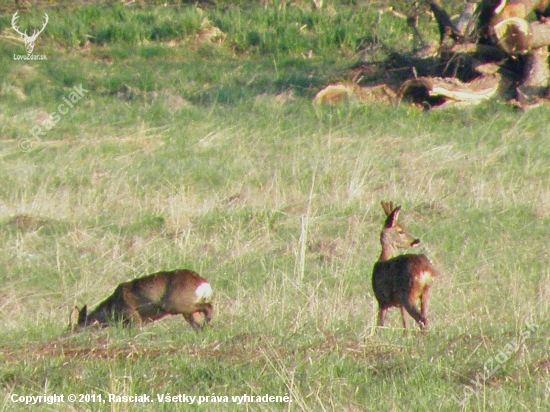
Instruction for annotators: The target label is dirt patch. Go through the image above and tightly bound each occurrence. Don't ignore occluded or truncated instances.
[0,332,395,364]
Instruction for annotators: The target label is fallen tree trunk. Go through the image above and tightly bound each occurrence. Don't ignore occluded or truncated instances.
[426,0,550,100]
[519,46,550,97]
[487,0,550,96]
[399,74,502,108]
[315,0,550,108]
[493,14,550,52]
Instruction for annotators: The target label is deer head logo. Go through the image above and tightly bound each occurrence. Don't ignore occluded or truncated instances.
[11,11,49,54]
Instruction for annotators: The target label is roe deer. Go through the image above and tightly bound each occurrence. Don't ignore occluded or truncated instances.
[69,269,213,331]
[372,201,437,332]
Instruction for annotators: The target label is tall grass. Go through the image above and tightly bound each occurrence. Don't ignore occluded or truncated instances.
[1,1,549,411]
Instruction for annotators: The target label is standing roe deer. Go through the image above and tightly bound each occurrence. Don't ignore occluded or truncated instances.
[69,269,213,331]
[372,201,437,332]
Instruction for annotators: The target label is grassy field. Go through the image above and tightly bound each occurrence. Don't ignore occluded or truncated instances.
[1,0,549,410]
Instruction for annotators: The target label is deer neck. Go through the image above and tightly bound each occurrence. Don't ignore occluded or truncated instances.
[379,241,398,261]
[379,230,397,261]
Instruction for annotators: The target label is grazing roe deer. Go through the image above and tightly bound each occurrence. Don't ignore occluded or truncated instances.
[69,269,213,331]
[372,201,437,332]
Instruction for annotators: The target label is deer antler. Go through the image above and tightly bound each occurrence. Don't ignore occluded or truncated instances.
[380,201,395,217]
[11,11,27,38]
[28,13,49,41]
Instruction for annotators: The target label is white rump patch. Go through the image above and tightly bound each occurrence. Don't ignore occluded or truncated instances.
[195,282,213,302]
[417,271,432,287]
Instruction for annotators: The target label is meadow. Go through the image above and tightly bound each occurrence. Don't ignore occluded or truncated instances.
[0,0,549,410]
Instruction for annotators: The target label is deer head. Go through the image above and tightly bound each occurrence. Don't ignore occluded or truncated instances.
[379,201,420,260]
[12,12,49,54]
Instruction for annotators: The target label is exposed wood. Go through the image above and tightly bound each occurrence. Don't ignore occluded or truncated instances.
[493,17,531,53]
[519,46,550,96]
[313,82,396,105]
[398,74,501,108]
[454,3,478,39]
[495,17,550,52]
[528,19,550,48]
[316,0,550,108]
[487,0,550,97]
[447,42,509,61]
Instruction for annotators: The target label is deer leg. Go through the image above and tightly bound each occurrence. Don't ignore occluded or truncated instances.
[124,309,143,327]
[400,305,410,336]
[420,287,430,327]
[183,312,203,331]
[399,293,427,330]
[400,306,408,329]
[121,290,143,327]
[202,304,213,324]
[183,313,198,330]
[377,307,387,327]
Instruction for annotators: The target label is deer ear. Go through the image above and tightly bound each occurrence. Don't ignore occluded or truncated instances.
[384,205,401,228]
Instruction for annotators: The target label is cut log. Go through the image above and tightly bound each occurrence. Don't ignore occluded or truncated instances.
[494,18,550,52]
[484,0,550,98]
[313,82,396,105]
[519,46,550,96]
[313,0,550,108]
[313,82,360,104]
[493,17,531,53]
[527,20,550,48]
[398,74,502,108]
[490,0,550,52]
[491,0,539,23]
[448,42,509,61]
[454,3,478,39]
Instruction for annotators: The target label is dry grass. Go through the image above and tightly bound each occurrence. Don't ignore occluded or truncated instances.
[1,1,549,409]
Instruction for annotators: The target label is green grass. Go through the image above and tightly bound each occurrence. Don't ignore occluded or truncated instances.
[1,1,550,411]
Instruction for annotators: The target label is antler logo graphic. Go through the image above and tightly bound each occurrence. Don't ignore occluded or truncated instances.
[11,11,49,54]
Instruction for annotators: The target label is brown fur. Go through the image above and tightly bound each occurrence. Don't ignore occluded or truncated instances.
[372,201,437,332]
[70,269,213,331]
